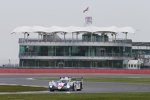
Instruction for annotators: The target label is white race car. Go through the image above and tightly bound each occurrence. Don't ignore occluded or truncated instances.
[48,77,83,91]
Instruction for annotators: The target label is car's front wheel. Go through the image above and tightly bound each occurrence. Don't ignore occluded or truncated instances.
[49,87,54,92]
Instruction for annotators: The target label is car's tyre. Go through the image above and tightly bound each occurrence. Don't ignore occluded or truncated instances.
[50,89,54,92]
[49,87,54,92]
[72,84,77,91]
[77,82,82,91]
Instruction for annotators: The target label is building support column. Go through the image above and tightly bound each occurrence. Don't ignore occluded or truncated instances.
[88,47,90,56]
[69,47,71,56]
[54,46,56,56]
[72,32,74,42]
[64,47,65,56]
[91,33,92,42]
[114,33,117,42]
[76,32,79,40]
[64,32,67,41]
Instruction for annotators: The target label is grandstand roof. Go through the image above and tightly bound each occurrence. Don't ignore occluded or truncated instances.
[12,26,135,34]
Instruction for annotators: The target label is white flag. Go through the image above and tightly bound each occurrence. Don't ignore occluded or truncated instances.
[83,7,89,13]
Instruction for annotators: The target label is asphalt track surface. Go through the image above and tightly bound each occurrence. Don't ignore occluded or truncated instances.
[0,74,150,94]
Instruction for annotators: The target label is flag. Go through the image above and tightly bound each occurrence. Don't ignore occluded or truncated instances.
[83,7,89,13]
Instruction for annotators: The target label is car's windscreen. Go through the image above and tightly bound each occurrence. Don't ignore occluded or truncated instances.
[61,80,69,83]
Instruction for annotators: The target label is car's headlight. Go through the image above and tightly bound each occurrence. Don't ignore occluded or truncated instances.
[66,84,70,88]
[49,85,53,88]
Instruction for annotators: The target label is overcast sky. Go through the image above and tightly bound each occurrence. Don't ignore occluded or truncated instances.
[0,0,150,64]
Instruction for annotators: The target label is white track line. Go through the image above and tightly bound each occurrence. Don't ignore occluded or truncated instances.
[0,83,47,88]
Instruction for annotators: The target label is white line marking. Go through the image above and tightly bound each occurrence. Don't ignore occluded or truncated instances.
[66,91,71,94]
[0,84,47,88]
[127,77,140,78]
[26,78,34,80]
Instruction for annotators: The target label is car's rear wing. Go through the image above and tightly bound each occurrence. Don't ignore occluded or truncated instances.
[72,77,83,81]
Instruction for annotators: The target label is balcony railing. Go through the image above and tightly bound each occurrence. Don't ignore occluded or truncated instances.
[19,52,131,57]
[19,38,132,44]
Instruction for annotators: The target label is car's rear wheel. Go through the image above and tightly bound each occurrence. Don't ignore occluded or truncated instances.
[77,82,82,91]
[49,87,54,92]
[72,84,77,91]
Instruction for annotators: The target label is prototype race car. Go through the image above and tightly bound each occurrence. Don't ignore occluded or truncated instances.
[48,77,83,91]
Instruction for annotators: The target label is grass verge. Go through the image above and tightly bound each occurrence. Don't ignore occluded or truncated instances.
[36,77,150,84]
[0,85,47,92]
[1,92,150,100]
[84,77,150,84]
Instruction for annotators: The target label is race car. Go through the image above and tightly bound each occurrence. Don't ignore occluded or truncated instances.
[48,77,83,91]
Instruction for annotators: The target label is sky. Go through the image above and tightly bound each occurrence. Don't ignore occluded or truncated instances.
[0,0,150,64]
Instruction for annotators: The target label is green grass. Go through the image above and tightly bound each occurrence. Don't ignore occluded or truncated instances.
[0,85,47,92]
[1,93,150,100]
[84,77,150,84]
[36,77,150,84]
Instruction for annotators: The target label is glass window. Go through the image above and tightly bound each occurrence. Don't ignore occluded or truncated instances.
[134,64,136,67]
[123,64,126,67]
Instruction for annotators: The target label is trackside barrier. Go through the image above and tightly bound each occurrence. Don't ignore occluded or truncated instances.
[0,69,150,74]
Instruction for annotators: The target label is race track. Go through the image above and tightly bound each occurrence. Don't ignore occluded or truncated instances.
[0,74,150,94]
